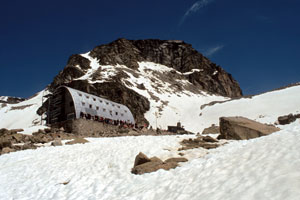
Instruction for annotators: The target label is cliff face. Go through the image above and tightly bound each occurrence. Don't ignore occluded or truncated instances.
[49,38,243,125]
[87,39,242,97]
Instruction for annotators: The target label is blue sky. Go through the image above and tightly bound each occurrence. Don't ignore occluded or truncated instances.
[1,0,299,97]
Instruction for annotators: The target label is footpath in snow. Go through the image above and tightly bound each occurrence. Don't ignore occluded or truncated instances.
[0,121,300,200]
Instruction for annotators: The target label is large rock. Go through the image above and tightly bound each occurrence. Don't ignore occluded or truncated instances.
[131,152,188,175]
[131,161,178,175]
[133,152,151,168]
[219,117,280,140]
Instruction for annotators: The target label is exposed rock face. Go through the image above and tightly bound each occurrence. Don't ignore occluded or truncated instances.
[89,39,242,97]
[52,54,91,86]
[48,38,243,125]
[277,113,300,125]
[219,117,280,140]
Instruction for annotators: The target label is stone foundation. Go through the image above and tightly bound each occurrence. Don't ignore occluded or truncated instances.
[63,119,120,136]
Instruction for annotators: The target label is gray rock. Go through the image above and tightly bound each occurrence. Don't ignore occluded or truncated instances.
[51,139,63,146]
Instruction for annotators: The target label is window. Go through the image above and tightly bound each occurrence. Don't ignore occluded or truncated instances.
[96,106,99,110]
[89,104,92,109]
[103,108,106,112]
[93,98,96,101]
[106,102,109,105]
[121,113,124,116]
[117,105,120,108]
[82,102,85,106]
[85,95,89,99]
[78,93,82,97]
[115,112,118,115]
[109,110,112,116]
[112,104,115,107]
[124,110,127,113]
[99,100,103,103]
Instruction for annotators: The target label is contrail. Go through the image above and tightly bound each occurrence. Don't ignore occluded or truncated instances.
[179,0,214,26]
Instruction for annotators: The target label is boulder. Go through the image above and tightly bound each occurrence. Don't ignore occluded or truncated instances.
[278,114,298,125]
[66,138,89,145]
[133,152,151,168]
[131,160,178,175]
[202,124,220,134]
[219,116,280,140]
[149,156,164,164]
[51,139,63,146]
[131,153,188,175]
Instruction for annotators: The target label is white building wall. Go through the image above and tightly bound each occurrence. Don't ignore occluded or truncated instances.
[64,86,135,124]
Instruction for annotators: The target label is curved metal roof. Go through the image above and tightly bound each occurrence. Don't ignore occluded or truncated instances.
[61,86,135,124]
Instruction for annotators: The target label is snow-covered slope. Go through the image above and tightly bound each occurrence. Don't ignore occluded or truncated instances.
[0,122,299,200]
[198,85,300,131]
[0,90,48,133]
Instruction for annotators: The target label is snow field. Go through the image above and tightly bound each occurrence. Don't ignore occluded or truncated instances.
[1,122,300,200]
[199,85,300,131]
[0,90,48,131]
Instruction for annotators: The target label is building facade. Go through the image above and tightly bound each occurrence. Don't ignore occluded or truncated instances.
[48,86,135,125]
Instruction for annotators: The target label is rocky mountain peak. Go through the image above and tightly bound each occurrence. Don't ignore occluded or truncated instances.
[86,38,242,97]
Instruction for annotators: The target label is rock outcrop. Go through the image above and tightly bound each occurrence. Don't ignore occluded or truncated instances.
[219,117,280,140]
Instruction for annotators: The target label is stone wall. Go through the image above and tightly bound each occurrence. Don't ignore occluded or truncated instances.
[64,119,120,136]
